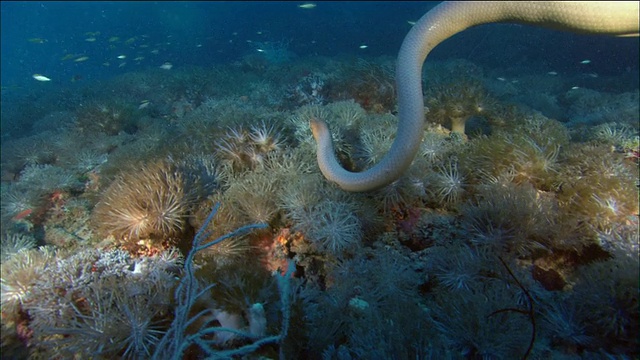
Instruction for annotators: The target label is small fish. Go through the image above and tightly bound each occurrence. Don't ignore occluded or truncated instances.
[585,73,599,78]
[359,45,368,49]
[12,208,33,221]
[138,100,150,109]
[196,44,202,48]
[85,37,97,42]
[32,74,51,81]
[60,53,77,61]
[108,36,120,42]
[117,55,126,59]
[496,77,506,81]
[102,62,110,67]
[407,20,416,26]
[74,56,89,62]
[118,62,126,68]
[134,56,145,61]
[547,71,558,75]
[150,49,160,55]
[124,37,136,45]
[580,59,591,64]
[571,86,580,90]
[298,3,316,9]
[159,62,173,70]
[27,37,46,44]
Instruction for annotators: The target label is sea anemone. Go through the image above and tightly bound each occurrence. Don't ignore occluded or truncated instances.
[354,117,396,167]
[462,182,556,256]
[92,159,201,247]
[434,245,486,292]
[426,159,467,206]
[0,186,41,222]
[215,122,287,173]
[297,199,363,254]
[249,120,285,153]
[0,232,37,263]
[0,247,53,316]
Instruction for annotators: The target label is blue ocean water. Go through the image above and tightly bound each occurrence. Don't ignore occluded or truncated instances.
[1,2,638,359]
[2,1,638,87]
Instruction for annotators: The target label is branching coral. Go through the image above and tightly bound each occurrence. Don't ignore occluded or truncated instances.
[151,203,295,360]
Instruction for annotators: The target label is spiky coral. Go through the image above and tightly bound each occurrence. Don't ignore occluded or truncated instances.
[92,159,205,248]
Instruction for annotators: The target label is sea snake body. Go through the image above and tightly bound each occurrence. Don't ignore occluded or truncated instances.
[311,1,639,192]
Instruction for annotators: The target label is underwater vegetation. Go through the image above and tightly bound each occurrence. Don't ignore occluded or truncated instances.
[1,7,639,359]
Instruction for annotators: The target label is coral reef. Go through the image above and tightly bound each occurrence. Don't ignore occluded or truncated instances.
[1,49,637,359]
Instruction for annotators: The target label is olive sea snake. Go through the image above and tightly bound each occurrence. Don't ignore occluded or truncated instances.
[311,1,639,192]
